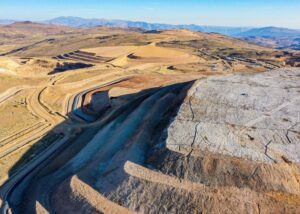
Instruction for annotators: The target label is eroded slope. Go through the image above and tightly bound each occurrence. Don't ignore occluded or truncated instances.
[12,68,299,214]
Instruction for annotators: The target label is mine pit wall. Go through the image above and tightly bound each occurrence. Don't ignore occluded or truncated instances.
[7,71,300,213]
[144,69,300,212]
[51,74,299,213]
[49,82,195,214]
[9,81,193,214]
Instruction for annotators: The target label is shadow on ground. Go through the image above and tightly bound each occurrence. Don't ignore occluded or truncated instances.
[1,80,195,213]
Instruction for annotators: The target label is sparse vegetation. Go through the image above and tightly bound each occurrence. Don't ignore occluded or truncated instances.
[0,21,299,214]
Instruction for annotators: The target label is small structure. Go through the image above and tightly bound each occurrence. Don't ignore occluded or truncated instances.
[90,91,111,113]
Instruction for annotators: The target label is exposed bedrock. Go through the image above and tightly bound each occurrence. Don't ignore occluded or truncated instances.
[111,68,299,213]
[167,68,300,164]
[11,68,300,213]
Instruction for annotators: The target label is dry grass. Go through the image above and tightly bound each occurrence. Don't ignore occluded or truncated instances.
[266,191,300,205]
[0,90,40,140]
[56,66,122,85]
[0,24,299,200]
[0,143,32,185]
[0,74,46,93]
[82,46,138,58]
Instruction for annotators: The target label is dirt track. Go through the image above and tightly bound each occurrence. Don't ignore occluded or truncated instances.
[1,27,298,213]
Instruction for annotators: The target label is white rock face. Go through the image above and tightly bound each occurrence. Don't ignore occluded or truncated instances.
[167,68,300,163]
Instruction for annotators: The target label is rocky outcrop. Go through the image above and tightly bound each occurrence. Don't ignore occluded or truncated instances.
[94,68,300,213]
[11,69,300,213]
[153,68,300,212]
[167,68,300,164]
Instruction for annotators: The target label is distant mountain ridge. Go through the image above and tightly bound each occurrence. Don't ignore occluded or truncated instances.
[42,16,251,36]
[1,16,300,37]
[235,27,300,50]
[41,17,300,50]
[236,27,300,37]
[1,17,300,50]
[0,19,15,25]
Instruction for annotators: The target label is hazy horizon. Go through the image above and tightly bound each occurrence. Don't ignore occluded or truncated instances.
[0,0,300,29]
[2,16,300,31]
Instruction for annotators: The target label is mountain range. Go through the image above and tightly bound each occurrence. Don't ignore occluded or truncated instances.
[1,16,300,50]
[236,26,300,37]
[234,27,300,50]
[0,19,16,25]
[42,16,253,36]
[1,16,300,37]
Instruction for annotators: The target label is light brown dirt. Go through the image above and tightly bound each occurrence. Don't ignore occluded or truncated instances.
[1,24,300,214]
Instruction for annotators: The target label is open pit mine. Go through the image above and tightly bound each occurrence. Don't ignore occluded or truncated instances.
[0,22,299,214]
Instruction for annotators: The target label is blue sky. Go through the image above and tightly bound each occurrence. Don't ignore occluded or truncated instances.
[1,0,300,28]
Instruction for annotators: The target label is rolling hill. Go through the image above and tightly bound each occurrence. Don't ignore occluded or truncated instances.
[1,18,300,50]
[235,27,300,50]
[0,17,300,214]
[236,26,300,37]
[43,17,300,50]
[2,17,300,38]
[43,16,252,35]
